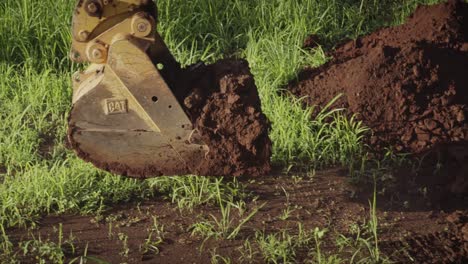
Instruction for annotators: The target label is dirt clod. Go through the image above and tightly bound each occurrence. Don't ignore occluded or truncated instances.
[182,59,272,177]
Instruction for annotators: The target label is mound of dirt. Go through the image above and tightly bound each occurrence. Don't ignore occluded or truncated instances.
[289,0,468,154]
[181,59,272,177]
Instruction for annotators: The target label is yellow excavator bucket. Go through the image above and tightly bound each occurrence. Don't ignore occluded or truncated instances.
[68,0,209,177]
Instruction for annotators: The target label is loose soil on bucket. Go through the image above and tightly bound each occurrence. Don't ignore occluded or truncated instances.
[181,59,272,177]
[68,59,271,177]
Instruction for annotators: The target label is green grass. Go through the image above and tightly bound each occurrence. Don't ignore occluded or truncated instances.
[254,226,314,264]
[148,176,248,210]
[0,0,443,261]
[189,183,264,241]
[0,1,72,71]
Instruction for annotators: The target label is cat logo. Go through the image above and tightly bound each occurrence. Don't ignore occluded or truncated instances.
[105,99,128,115]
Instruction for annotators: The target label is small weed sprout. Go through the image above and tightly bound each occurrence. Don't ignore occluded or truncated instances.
[255,224,314,264]
[118,233,130,258]
[255,230,296,264]
[140,216,165,256]
[292,175,303,184]
[191,179,264,241]
[278,205,296,221]
[334,178,390,264]
[20,238,66,264]
[0,223,14,259]
[237,239,259,263]
[210,249,232,264]
[309,227,328,263]
[108,221,114,239]
[191,202,265,241]
[278,186,297,221]
[18,225,76,264]
[230,200,247,217]
[148,176,248,210]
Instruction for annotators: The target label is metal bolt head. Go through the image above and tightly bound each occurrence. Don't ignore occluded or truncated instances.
[137,22,148,32]
[131,13,153,37]
[86,43,107,63]
[92,48,103,60]
[87,2,98,13]
[78,30,89,42]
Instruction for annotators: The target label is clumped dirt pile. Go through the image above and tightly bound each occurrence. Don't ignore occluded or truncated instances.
[181,59,272,177]
[290,0,468,154]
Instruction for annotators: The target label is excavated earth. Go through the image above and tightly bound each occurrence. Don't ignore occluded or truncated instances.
[287,1,468,261]
[290,1,468,204]
[290,0,468,154]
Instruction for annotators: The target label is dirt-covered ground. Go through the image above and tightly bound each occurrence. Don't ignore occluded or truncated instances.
[9,170,467,263]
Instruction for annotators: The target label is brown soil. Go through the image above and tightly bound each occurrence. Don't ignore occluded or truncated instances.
[289,0,468,154]
[182,59,272,177]
[288,0,468,201]
[384,210,468,264]
[7,171,468,263]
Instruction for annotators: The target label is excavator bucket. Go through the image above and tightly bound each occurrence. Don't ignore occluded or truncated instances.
[68,0,209,177]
